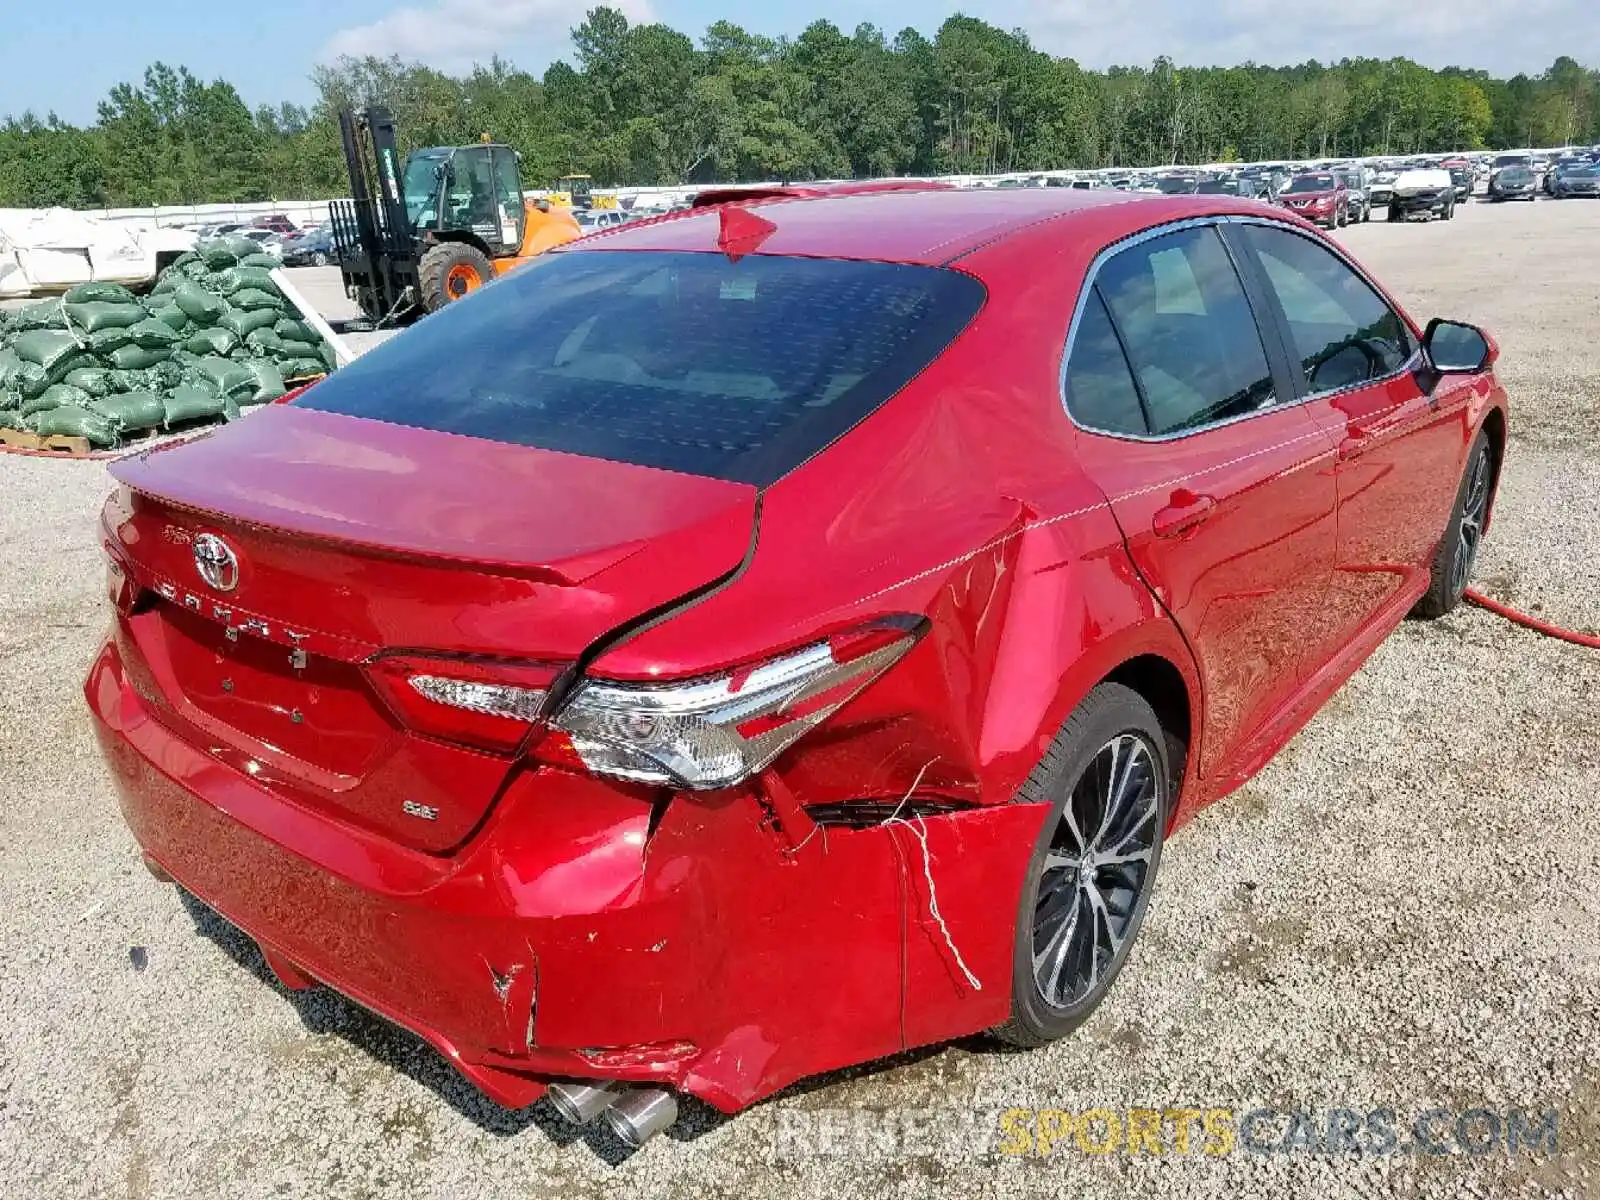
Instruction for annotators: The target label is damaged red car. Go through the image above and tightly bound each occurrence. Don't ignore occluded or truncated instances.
[87,186,1508,1147]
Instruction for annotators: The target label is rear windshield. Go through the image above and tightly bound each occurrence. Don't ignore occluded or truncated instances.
[300,250,985,486]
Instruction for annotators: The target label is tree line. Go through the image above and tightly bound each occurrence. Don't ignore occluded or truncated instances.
[2,9,1598,210]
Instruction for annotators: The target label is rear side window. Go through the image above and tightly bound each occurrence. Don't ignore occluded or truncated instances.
[300,250,984,486]
[1095,226,1277,435]
[1064,290,1146,435]
[1241,225,1415,393]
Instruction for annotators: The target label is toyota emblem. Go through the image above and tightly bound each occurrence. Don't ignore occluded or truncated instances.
[193,534,240,592]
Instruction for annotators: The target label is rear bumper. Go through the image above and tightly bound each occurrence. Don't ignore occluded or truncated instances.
[86,635,1034,1113]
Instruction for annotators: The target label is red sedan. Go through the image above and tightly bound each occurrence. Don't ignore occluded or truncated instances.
[1277,172,1351,227]
[86,186,1507,1146]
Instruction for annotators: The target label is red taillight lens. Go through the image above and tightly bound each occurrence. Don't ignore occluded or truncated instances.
[365,655,564,754]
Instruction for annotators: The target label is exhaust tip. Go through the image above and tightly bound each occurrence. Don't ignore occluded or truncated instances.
[602,1087,679,1149]
[545,1080,623,1126]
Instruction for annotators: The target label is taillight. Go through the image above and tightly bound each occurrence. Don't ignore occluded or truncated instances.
[544,618,924,790]
[366,655,561,754]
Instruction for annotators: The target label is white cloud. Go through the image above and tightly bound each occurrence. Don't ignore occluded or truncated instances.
[320,0,656,72]
[1024,0,1598,75]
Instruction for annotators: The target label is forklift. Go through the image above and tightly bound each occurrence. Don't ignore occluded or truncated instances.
[329,106,582,325]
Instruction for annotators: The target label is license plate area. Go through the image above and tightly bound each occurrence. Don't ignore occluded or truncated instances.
[144,601,395,778]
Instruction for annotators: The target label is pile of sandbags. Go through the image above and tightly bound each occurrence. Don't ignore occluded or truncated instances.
[0,235,337,448]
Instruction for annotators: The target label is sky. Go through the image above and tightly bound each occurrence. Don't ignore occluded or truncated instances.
[4,0,1596,125]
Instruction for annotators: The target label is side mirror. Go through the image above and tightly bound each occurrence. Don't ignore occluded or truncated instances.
[1422,318,1495,374]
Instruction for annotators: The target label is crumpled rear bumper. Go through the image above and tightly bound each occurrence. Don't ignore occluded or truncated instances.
[86,636,1041,1113]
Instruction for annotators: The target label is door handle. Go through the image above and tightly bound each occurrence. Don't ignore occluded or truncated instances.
[1152,491,1216,539]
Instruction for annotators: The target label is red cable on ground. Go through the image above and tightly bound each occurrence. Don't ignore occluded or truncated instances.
[1464,589,1600,649]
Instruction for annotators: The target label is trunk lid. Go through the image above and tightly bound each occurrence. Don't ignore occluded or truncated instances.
[106,405,756,851]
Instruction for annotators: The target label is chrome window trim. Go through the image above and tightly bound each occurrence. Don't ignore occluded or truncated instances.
[1059,213,1421,444]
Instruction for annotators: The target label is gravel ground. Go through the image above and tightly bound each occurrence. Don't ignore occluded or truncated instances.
[1,199,1598,1199]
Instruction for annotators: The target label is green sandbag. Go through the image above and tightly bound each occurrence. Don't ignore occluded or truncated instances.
[11,299,67,331]
[163,385,227,426]
[240,359,287,402]
[184,328,238,356]
[198,236,259,268]
[200,240,240,269]
[91,391,166,433]
[87,327,133,355]
[318,342,338,371]
[175,372,219,398]
[228,287,284,312]
[45,353,97,386]
[31,404,117,446]
[147,304,189,332]
[0,348,23,388]
[37,382,91,409]
[64,282,136,305]
[151,362,185,391]
[192,355,256,398]
[172,281,227,326]
[127,318,181,349]
[0,409,25,431]
[216,265,278,295]
[107,368,153,393]
[64,300,146,333]
[169,251,200,270]
[64,367,115,398]
[244,328,286,355]
[279,356,325,380]
[12,362,48,399]
[219,307,279,337]
[21,380,86,417]
[240,253,281,270]
[150,274,179,295]
[107,344,171,371]
[274,318,319,346]
[12,328,83,373]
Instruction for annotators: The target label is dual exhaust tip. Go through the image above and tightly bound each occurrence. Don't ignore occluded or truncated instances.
[545,1079,679,1149]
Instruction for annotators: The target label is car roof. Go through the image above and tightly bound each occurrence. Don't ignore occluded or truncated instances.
[563,187,1277,266]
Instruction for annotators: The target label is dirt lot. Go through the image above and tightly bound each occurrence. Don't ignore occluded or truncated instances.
[1,199,1597,1199]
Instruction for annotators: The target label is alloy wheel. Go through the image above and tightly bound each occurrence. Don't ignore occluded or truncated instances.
[1031,733,1160,1009]
[1453,447,1491,596]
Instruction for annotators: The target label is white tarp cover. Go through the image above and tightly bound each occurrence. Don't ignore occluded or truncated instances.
[0,207,160,297]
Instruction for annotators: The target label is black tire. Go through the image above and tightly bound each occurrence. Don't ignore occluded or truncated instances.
[1362,203,1371,223]
[418,241,495,313]
[311,251,329,267]
[1414,431,1494,619]
[1387,204,1401,223]
[991,683,1172,1048]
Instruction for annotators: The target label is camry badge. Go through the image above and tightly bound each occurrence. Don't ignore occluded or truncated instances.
[193,534,240,593]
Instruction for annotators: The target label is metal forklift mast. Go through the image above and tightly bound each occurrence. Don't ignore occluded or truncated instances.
[332,106,422,325]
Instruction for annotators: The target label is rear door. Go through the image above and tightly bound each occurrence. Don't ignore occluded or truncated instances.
[1229,221,1468,650]
[1064,222,1338,781]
